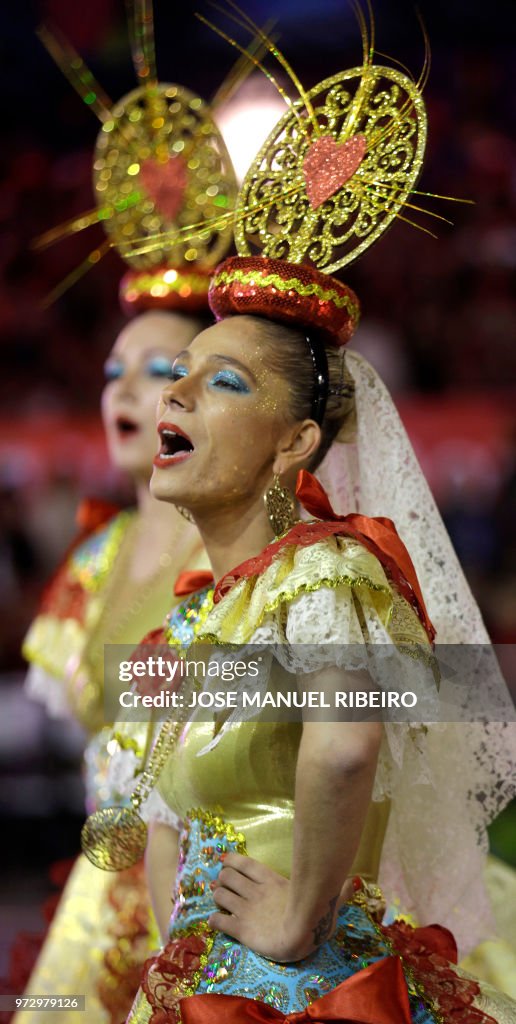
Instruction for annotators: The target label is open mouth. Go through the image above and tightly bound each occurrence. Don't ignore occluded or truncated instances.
[154,422,195,467]
[115,416,140,438]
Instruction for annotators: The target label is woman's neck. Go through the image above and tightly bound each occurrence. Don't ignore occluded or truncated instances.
[128,476,195,585]
[192,496,274,583]
[135,476,174,526]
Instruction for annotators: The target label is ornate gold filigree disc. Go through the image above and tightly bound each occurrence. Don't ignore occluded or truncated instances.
[81,805,148,871]
[235,66,427,273]
[94,83,237,270]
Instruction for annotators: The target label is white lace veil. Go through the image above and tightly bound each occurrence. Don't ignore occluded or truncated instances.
[317,351,516,956]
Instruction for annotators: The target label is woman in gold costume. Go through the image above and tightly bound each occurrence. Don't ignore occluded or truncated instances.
[83,8,515,1023]
[19,308,209,1023]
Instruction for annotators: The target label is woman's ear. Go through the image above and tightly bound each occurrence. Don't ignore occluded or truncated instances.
[273,419,321,478]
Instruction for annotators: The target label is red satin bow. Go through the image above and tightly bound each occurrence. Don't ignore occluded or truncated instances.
[179,956,412,1024]
[75,497,121,533]
[174,570,215,597]
[296,471,435,643]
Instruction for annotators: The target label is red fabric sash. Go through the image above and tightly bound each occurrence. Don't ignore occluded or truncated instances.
[295,471,434,642]
[75,497,121,533]
[179,955,412,1024]
[174,570,215,597]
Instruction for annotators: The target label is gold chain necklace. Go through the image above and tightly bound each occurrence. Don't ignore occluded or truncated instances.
[81,584,214,871]
[81,671,199,871]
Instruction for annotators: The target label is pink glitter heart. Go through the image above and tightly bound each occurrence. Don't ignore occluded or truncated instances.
[139,155,188,221]
[303,134,366,210]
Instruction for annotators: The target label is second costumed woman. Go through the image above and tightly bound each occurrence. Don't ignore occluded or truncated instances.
[16,8,237,1023]
[84,10,516,1024]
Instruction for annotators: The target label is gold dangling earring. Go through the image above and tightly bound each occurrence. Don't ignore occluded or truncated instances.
[176,505,195,524]
[264,474,295,537]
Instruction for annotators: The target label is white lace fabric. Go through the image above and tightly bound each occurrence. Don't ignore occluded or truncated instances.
[104,725,181,830]
[107,741,180,827]
[314,351,516,955]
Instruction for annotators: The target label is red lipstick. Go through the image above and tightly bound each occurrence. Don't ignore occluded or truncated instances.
[154,421,195,468]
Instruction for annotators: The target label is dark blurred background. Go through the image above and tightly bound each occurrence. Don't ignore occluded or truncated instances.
[1,0,515,974]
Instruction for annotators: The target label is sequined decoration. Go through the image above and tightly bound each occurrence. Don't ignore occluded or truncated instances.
[69,510,134,592]
[94,83,236,270]
[209,255,360,346]
[164,586,214,653]
[235,66,427,273]
[264,475,296,537]
[203,940,242,991]
[133,812,440,1023]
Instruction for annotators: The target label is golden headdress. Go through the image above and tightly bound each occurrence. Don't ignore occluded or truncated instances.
[35,1,237,312]
[201,2,459,347]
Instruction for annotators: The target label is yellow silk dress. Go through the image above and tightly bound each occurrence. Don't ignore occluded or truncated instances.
[124,530,515,1024]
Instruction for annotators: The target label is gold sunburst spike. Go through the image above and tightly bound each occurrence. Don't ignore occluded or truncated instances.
[208,0,321,136]
[32,193,143,252]
[195,13,300,127]
[37,24,113,124]
[117,180,304,258]
[359,183,455,226]
[210,20,279,110]
[415,7,432,93]
[408,189,474,204]
[346,0,423,148]
[367,9,431,153]
[338,0,375,142]
[41,240,111,308]
[126,0,158,92]
[386,211,438,239]
[37,23,138,153]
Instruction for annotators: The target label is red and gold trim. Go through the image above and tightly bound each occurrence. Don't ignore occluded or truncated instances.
[120,266,212,315]
[213,470,435,644]
[208,255,360,346]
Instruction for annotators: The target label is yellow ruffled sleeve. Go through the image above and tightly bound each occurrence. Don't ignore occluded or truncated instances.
[197,533,429,650]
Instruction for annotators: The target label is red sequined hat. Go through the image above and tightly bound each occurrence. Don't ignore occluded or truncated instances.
[119,267,213,316]
[209,256,360,347]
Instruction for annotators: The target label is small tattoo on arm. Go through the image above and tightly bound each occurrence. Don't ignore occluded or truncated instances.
[312,895,338,946]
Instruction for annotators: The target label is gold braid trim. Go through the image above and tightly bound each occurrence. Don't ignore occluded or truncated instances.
[185,807,247,854]
[194,571,392,647]
[167,920,216,999]
[212,268,360,319]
